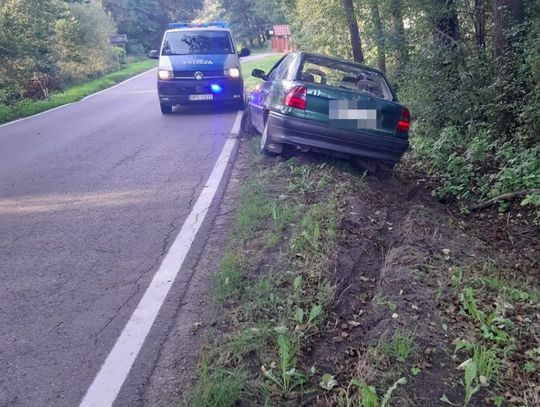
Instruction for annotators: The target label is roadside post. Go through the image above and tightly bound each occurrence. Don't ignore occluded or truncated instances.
[109,34,128,70]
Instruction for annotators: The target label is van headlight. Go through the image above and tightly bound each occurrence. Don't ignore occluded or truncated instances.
[158,69,173,80]
[225,68,241,78]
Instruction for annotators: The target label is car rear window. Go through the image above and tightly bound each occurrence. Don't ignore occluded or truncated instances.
[162,30,235,55]
[298,56,394,101]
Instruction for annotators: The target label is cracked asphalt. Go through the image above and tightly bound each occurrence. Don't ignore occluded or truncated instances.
[0,69,239,406]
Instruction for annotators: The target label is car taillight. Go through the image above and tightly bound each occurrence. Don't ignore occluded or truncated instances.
[396,108,411,132]
[283,86,307,110]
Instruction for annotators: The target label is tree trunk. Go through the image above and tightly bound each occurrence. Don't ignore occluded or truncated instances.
[390,0,408,69]
[341,0,364,63]
[369,0,386,72]
[431,0,461,69]
[492,0,524,135]
[493,0,524,60]
[473,0,486,54]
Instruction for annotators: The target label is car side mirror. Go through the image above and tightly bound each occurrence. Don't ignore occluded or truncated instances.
[148,50,159,59]
[239,48,251,58]
[252,69,267,80]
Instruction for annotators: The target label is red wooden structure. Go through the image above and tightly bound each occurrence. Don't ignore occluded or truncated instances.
[270,25,293,53]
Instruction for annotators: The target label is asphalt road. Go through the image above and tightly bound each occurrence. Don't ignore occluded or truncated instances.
[0,66,242,406]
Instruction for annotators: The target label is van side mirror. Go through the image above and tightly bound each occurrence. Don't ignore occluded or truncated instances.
[239,48,251,58]
[252,69,267,80]
[148,50,159,59]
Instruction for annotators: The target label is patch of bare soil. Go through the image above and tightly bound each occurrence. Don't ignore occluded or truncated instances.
[294,155,540,406]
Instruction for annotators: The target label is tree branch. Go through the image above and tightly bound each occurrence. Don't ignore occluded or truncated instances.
[469,189,540,211]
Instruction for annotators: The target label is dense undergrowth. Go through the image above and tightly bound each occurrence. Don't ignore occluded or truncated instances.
[395,16,540,215]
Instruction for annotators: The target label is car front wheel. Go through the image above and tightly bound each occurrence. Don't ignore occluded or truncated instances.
[160,103,172,114]
[260,120,283,155]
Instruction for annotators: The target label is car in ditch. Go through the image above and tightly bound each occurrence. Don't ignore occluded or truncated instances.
[149,22,250,114]
[241,52,410,174]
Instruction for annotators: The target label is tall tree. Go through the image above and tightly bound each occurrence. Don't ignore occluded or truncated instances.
[389,0,408,70]
[493,0,524,59]
[431,0,461,69]
[341,0,364,63]
[369,0,386,72]
[473,0,486,54]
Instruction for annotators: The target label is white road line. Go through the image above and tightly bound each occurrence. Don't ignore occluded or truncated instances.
[79,110,243,407]
[0,67,156,129]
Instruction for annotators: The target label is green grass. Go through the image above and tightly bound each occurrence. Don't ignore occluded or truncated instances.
[217,253,246,301]
[186,362,246,407]
[381,331,413,363]
[0,59,157,124]
[241,54,283,90]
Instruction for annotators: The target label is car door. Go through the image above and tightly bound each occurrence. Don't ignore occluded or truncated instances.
[249,54,294,133]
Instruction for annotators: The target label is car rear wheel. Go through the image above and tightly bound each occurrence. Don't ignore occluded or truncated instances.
[375,162,395,181]
[160,103,172,114]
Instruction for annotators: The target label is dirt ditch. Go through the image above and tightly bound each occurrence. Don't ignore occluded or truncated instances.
[186,137,540,406]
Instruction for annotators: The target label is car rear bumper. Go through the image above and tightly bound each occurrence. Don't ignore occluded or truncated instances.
[158,78,243,105]
[266,111,409,163]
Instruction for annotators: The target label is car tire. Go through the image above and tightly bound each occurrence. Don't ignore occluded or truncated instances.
[160,103,172,114]
[260,120,282,155]
[375,162,395,181]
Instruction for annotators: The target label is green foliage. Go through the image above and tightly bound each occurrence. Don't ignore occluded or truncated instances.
[262,334,306,395]
[381,331,413,363]
[217,253,245,301]
[187,362,246,407]
[55,0,117,84]
[292,0,352,59]
[199,0,285,48]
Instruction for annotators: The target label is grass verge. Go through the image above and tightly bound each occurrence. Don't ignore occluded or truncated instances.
[0,59,157,124]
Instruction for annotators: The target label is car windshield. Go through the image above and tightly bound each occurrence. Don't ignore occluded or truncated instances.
[298,56,394,101]
[162,30,234,55]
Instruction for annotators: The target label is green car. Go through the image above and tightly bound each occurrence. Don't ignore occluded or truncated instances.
[242,52,410,173]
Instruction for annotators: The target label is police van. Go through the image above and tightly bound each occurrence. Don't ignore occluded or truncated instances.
[149,22,250,114]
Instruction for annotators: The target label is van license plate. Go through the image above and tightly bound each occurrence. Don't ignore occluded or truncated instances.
[189,94,213,101]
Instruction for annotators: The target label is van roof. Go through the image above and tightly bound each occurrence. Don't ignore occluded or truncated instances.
[166,27,230,33]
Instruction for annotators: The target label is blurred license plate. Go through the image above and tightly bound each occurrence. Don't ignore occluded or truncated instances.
[329,100,379,129]
[189,94,213,101]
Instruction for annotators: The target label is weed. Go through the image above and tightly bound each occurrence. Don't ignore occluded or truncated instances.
[472,345,501,385]
[376,297,398,312]
[217,253,245,301]
[337,377,407,407]
[227,325,272,359]
[262,334,306,396]
[381,331,413,363]
[452,266,464,288]
[461,286,484,323]
[186,362,246,407]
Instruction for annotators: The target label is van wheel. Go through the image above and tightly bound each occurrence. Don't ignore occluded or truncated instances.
[160,103,172,114]
[240,110,255,137]
[260,121,282,155]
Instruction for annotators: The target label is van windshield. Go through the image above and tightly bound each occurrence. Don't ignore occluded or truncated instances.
[162,30,235,55]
